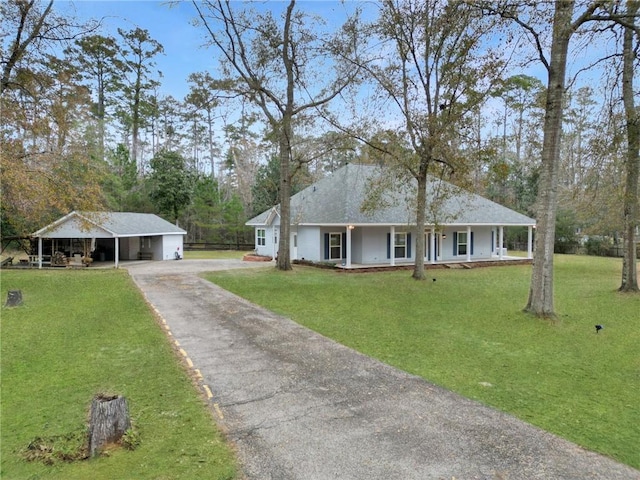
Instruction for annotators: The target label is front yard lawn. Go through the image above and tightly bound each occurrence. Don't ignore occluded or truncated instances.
[205,255,640,469]
[1,269,237,480]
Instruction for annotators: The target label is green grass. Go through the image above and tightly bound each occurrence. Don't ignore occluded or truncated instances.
[183,250,246,260]
[204,255,640,469]
[1,269,237,480]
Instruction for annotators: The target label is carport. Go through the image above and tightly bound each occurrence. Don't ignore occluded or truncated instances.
[31,211,186,268]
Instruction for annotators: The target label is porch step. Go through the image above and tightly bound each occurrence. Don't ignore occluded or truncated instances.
[444,263,465,269]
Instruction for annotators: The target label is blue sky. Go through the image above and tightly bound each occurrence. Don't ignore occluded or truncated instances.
[55,1,361,101]
[51,0,622,137]
[57,1,220,99]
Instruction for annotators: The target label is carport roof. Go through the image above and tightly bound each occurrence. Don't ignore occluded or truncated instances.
[32,211,187,239]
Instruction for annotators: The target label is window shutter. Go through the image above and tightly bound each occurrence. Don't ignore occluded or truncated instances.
[324,233,329,259]
[491,230,494,252]
[342,232,347,259]
[453,231,458,256]
[407,233,412,258]
[387,233,391,259]
[470,232,474,255]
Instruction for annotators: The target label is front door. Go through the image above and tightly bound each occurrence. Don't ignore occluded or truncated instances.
[424,233,440,261]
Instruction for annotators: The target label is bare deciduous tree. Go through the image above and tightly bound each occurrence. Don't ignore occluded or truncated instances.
[352,0,504,280]
[192,0,361,270]
[484,1,639,317]
[619,0,639,292]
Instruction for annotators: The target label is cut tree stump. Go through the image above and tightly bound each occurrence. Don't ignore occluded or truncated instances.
[5,290,23,307]
[88,394,131,458]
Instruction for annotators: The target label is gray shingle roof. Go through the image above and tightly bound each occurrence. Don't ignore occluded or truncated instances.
[247,164,535,227]
[33,211,186,238]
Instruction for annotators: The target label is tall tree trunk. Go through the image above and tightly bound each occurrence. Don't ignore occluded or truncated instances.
[97,77,106,162]
[277,119,292,271]
[524,1,574,318]
[412,164,428,280]
[275,0,296,272]
[208,109,216,179]
[131,71,142,172]
[619,0,639,293]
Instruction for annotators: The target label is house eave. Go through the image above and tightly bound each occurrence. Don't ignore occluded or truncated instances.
[117,231,186,238]
[32,211,118,238]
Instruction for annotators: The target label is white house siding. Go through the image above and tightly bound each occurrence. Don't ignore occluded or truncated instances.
[353,226,496,264]
[437,226,493,261]
[261,224,497,265]
[471,228,493,258]
[254,224,279,258]
[351,228,364,264]
[360,227,393,264]
[296,226,321,261]
[41,217,111,239]
[161,234,183,260]
[254,227,269,257]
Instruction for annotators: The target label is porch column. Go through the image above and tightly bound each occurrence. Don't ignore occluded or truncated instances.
[499,226,504,260]
[114,237,119,268]
[430,227,436,264]
[390,226,395,266]
[346,226,352,268]
[38,237,43,269]
[273,227,277,261]
[527,226,533,259]
[466,225,472,262]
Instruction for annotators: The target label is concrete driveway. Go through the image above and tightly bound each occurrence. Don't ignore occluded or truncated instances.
[125,260,639,480]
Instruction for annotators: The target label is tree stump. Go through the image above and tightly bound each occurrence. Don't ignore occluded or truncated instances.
[88,394,131,458]
[5,290,23,307]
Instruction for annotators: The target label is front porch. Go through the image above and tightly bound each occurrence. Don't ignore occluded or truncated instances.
[315,225,534,268]
[333,254,532,272]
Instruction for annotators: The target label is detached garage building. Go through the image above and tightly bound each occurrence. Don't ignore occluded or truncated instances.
[31,211,186,268]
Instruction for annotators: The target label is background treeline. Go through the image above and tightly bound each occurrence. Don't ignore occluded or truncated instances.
[0,0,636,255]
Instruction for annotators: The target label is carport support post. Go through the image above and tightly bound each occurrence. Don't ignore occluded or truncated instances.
[527,226,533,259]
[466,226,472,262]
[38,237,43,269]
[114,237,119,268]
[499,226,504,260]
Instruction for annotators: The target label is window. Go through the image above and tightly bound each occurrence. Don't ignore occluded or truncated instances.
[329,233,342,260]
[457,231,467,256]
[395,233,407,258]
[387,232,411,259]
[257,229,266,246]
[140,236,151,249]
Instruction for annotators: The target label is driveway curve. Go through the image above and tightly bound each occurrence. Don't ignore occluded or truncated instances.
[125,260,639,480]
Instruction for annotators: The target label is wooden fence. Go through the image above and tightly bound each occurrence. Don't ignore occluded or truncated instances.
[512,242,639,258]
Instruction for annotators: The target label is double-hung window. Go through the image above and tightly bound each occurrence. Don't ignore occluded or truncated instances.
[395,233,407,258]
[257,229,266,246]
[329,232,342,260]
[457,231,468,256]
